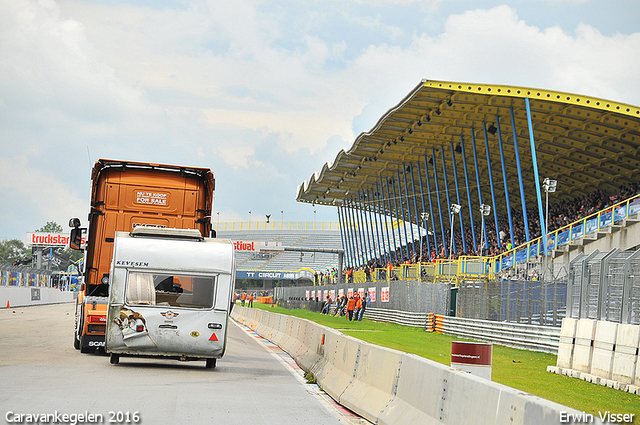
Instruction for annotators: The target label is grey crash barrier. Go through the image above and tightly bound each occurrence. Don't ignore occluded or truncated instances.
[232,307,599,425]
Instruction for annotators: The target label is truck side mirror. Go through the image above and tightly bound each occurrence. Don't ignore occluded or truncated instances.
[70,227,83,250]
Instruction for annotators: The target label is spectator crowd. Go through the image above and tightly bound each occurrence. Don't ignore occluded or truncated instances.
[330,183,639,280]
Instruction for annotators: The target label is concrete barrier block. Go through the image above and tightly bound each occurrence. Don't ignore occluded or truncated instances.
[271,314,288,346]
[591,321,618,380]
[279,316,302,355]
[557,318,578,369]
[612,323,640,384]
[316,333,361,403]
[547,365,560,374]
[0,286,74,307]
[339,343,402,424]
[636,349,640,386]
[572,319,597,373]
[378,353,450,425]
[308,327,340,380]
[379,352,587,425]
[296,321,325,371]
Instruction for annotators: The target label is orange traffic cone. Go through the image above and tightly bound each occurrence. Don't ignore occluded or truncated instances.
[6,300,10,308]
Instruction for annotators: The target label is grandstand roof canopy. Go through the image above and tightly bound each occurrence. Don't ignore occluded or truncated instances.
[296,79,640,222]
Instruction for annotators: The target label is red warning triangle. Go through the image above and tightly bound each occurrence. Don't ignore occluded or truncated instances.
[209,333,218,341]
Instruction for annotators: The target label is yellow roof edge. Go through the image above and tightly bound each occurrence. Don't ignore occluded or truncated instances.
[422,79,640,117]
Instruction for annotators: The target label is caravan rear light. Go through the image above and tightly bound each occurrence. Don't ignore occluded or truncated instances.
[136,324,144,332]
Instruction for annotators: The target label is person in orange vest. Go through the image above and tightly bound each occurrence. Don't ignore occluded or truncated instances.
[248,293,254,308]
[241,292,247,306]
[346,296,356,321]
[354,294,363,321]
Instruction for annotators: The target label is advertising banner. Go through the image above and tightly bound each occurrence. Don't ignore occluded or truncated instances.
[381,287,390,302]
[368,287,376,302]
[27,232,86,247]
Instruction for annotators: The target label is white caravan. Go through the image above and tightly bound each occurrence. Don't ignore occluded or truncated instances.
[105,227,235,368]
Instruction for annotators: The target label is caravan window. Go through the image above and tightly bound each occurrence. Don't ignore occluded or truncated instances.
[126,272,216,309]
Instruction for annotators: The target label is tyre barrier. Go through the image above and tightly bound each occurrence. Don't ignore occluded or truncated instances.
[232,306,593,425]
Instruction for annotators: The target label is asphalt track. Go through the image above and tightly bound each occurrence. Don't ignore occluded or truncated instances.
[0,303,366,425]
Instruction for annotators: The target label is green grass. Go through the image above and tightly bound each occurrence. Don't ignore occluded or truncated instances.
[250,303,640,418]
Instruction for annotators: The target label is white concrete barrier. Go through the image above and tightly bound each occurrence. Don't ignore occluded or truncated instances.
[316,332,361,403]
[573,319,597,373]
[591,321,618,382]
[557,318,577,369]
[339,342,402,423]
[0,286,74,308]
[232,307,596,425]
[612,324,640,385]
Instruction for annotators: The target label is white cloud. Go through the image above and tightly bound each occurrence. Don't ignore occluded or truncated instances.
[0,157,88,237]
[0,0,639,239]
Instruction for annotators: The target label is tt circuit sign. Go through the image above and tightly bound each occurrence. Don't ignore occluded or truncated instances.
[236,270,314,280]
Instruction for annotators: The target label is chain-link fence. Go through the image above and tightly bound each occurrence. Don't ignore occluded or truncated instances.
[275,279,450,315]
[274,248,640,328]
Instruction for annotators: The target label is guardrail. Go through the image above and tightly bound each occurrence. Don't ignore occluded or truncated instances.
[357,306,560,354]
[435,315,560,354]
[363,307,428,328]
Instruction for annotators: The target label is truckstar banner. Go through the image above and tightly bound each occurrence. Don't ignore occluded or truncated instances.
[26,233,86,247]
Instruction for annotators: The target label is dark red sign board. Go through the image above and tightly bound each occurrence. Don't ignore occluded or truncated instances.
[451,341,492,366]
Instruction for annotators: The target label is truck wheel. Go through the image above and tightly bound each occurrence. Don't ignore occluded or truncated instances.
[73,331,80,350]
[205,358,216,369]
[110,354,119,365]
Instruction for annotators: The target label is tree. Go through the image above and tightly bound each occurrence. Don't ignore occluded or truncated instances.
[0,239,30,265]
[35,221,63,233]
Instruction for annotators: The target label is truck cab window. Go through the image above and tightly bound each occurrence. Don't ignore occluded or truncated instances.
[126,272,216,309]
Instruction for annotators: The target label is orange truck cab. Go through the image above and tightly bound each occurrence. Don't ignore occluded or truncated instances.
[69,159,215,353]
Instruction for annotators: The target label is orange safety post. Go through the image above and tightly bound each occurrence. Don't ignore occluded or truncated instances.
[425,312,435,332]
[434,314,444,333]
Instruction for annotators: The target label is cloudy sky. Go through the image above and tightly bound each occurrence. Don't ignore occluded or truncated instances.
[1,0,639,242]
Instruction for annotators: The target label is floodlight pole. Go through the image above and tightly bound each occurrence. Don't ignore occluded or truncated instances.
[542,178,557,280]
[479,204,490,275]
[449,204,461,262]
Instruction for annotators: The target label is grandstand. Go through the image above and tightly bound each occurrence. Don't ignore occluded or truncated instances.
[216,223,343,286]
[296,79,640,272]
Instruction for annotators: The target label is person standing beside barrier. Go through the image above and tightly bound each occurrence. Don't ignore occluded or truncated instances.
[358,293,370,321]
[353,294,362,321]
[248,293,254,308]
[346,295,355,321]
[322,296,332,314]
